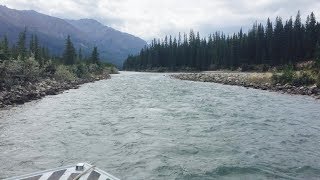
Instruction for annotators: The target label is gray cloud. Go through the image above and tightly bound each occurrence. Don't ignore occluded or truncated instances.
[1,0,320,41]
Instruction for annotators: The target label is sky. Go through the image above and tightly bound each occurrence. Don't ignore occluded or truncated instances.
[1,0,320,41]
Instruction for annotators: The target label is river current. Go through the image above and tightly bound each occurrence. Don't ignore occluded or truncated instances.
[1,72,320,179]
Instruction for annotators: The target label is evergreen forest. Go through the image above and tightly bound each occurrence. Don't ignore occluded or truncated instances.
[124,12,320,71]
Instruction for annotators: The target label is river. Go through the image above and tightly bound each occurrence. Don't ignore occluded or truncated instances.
[1,72,320,179]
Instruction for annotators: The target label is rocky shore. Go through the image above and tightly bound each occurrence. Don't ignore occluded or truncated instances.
[0,74,111,108]
[171,72,320,99]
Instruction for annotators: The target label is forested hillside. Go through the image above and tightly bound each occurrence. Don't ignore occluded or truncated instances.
[0,29,118,106]
[0,5,146,67]
[0,29,117,90]
[123,12,320,71]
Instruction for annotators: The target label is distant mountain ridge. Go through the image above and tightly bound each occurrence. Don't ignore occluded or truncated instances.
[0,5,147,67]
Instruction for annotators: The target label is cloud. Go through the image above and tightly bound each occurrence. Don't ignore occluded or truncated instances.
[1,0,320,41]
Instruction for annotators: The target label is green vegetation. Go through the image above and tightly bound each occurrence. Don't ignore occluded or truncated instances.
[316,73,320,87]
[124,11,320,75]
[272,66,296,85]
[272,65,317,86]
[90,46,100,64]
[271,39,320,87]
[0,30,117,90]
[63,35,77,65]
[314,43,320,87]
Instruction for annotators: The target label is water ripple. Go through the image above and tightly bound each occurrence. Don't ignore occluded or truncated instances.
[0,72,320,179]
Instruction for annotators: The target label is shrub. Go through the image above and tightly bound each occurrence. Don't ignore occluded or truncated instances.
[88,63,100,74]
[101,66,118,74]
[241,64,253,71]
[292,72,315,86]
[0,61,6,89]
[272,66,295,85]
[255,64,270,72]
[0,58,41,87]
[43,61,57,77]
[272,67,316,86]
[54,65,75,82]
[248,73,272,84]
[240,64,252,72]
[317,73,320,88]
[22,57,41,82]
[314,58,320,73]
[296,61,315,70]
[1,59,24,87]
[73,63,90,78]
[109,66,119,74]
[3,59,23,77]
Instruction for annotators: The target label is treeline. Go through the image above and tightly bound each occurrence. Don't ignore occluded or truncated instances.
[0,29,50,65]
[124,12,320,71]
[0,29,116,90]
[0,29,103,66]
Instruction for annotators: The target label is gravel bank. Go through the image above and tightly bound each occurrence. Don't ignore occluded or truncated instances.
[0,74,111,108]
[171,72,320,99]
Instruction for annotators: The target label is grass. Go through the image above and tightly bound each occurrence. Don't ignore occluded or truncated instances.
[247,73,273,84]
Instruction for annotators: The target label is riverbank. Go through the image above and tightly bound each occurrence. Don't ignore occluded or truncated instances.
[0,74,111,108]
[171,72,320,99]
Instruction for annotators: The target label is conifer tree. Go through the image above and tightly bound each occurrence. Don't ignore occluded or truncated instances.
[305,12,317,58]
[78,48,83,61]
[90,46,99,64]
[29,34,34,56]
[315,42,320,70]
[265,18,273,64]
[293,11,304,61]
[1,35,10,59]
[63,35,76,65]
[34,35,40,64]
[17,28,27,60]
[122,12,320,71]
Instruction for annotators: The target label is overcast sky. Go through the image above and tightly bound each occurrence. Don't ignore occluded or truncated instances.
[1,0,320,41]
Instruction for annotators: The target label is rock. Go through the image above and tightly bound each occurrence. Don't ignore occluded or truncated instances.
[0,76,111,108]
[310,85,318,94]
[261,86,268,90]
[170,73,320,99]
[284,84,292,89]
[277,86,284,90]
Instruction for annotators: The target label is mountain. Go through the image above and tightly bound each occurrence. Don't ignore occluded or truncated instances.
[0,5,147,67]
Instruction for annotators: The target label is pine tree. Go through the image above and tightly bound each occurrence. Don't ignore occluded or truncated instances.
[305,12,317,58]
[265,18,273,64]
[34,35,40,64]
[123,11,320,71]
[293,11,304,61]
[63,35,76,65]
[78,48,83,61]
[90,46,99,64]
[284,17,294,63]
[1,35,10,60]
[17,28,27,60]
[11,44,18,59]
[273,17,284,64]
[29,34,35,56]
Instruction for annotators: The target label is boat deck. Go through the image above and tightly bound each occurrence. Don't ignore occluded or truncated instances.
[4,163,119,180]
